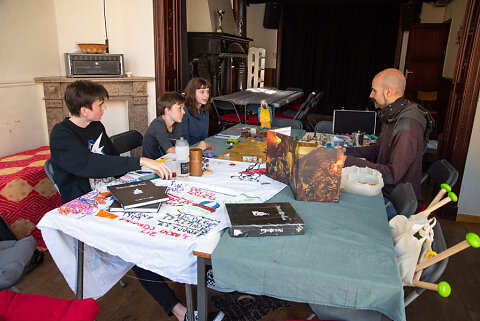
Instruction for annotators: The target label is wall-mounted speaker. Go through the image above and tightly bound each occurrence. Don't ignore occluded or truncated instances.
[263,2,281,29]
[402,0,422,31]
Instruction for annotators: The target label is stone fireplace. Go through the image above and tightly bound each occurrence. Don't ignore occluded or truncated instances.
[35,76,154,157]
[35,76,155,135]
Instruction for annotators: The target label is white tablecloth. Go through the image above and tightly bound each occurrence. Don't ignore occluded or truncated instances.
[38,156,286,298]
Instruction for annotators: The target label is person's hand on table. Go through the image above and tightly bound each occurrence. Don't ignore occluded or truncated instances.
[196,140,214,151]
[140,157,172,179]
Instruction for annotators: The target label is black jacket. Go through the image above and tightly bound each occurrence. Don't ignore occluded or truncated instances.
[345,98,428,203]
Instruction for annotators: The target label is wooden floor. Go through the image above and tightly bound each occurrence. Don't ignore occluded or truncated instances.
[14,182,480,321]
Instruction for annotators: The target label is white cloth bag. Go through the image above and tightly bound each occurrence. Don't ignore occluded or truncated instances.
[389,213,436,285]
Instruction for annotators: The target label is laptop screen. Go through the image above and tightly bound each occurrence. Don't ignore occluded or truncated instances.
[333,110,377,135]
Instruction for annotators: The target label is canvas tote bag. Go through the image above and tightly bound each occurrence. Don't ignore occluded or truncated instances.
[389,213,436,285]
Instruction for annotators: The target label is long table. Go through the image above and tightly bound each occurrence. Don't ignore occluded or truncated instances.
[194,125,405,321]
[213,87,303,117]
[37,129,288,321]
[37,124,404,321]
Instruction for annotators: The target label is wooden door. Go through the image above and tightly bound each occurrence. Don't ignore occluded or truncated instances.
[439,0,480,220]
[404,23,451,100]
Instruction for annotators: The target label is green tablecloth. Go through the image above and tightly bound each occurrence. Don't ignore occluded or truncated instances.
[211,188,405,321]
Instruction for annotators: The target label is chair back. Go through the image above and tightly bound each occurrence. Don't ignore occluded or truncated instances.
[110,130,143,154]
[272,118,303,129]
[286,87,303,92]
[212,100,243,128]
[244,103,261,125]
[314,121,333,134]
[429,159,459,187]
[44,159,60,194]
[294,91,324,120]
[404,221,448,306]
[422,159,459,188]
[389,183,417,217]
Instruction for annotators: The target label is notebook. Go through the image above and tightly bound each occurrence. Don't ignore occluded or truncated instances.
[109,200,162,213]
[226,202,305,237]
[107,180,169,209]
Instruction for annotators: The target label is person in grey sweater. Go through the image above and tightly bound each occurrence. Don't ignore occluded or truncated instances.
[142,92,185,159]
[342,68,433,218]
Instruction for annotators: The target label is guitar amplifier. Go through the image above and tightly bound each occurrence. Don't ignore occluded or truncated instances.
[65,53,125,78]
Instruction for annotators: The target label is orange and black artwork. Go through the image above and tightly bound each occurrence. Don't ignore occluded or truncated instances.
[265,131,297,184]
[266,130,344,202]
[294,147,344,202]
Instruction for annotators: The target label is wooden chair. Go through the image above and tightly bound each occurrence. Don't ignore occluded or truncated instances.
[417,90,438,110]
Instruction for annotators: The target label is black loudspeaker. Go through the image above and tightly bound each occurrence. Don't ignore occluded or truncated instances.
[263,2,281,29]
[402,0,422,31]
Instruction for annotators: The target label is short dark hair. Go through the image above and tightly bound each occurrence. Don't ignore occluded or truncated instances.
[64,80,109,116]
[156,92,185,115]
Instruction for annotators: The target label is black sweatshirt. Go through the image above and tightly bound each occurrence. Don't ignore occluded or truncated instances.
[49,118,141,203]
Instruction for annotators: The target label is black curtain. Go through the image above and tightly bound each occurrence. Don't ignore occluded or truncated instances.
[279,3,400,115]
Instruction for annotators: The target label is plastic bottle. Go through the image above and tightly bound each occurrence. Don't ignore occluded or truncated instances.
[175,137,190,177]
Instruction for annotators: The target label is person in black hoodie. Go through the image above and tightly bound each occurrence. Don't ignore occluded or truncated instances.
[49,80,172,203]
[342,68,433,219]
[49,81,220,321]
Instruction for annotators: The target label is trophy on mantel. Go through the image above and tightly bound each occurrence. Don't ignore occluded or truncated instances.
[237,19,244,36]
[216,10,225,32]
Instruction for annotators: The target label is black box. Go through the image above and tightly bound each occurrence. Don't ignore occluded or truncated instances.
[65,53,125,77]
[226,202,305,237]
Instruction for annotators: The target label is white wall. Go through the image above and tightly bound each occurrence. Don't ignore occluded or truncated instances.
[420,2,445,22]
[418,0,479,218]
[187,0,236,34]
[458,93,480,217]
[442,0,468,78]
[187,0,212,32]
[0,0,157,158]
[399,0,465,76]
[0,0,60,157]
[246,4,277,69]
[53,0,157,137]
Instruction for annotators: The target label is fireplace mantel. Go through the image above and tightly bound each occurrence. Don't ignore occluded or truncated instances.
[34,76,155,139]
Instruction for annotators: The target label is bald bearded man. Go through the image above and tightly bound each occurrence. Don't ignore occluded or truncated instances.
[343,68,433,218]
